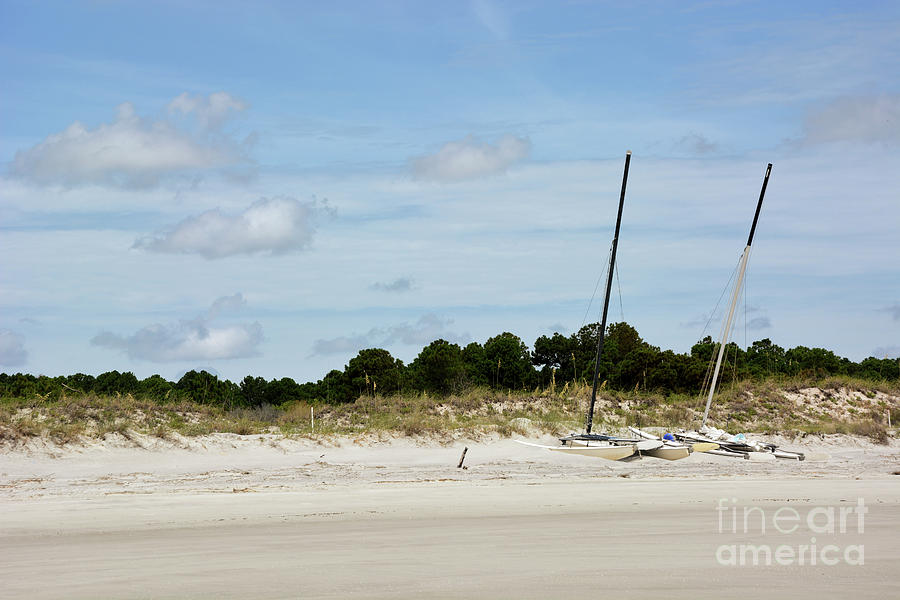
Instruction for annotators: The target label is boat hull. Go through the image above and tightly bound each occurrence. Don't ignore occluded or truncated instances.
[515,440,636,461]
[627,426,697,459]
[640,446,691,461]
[689,442,720,453]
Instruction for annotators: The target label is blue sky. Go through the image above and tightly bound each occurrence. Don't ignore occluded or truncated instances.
[1,0,898,383]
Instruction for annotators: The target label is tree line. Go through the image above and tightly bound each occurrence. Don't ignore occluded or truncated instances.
[1,322,897,406]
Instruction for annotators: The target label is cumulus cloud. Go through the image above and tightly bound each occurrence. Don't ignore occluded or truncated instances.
[382,314,468,346]
[134,196,332,259]
[801,94,900,145]
[206,293,248,317]
[311,314,469,356]
[370,277,414,293]
[411,134,530,182]
[11,93,250,187]
[310,333,372,357]
[0,330,28,367]
[91,293,263,362]
[167,92,247,129]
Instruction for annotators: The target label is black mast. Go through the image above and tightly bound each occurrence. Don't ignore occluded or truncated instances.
[585,151,631,434]
[746,163,772,247]
[700,161,773,428]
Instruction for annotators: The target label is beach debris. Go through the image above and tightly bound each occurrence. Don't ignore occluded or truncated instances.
[457,446,468,468]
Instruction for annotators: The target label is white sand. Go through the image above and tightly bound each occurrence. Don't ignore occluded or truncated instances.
[1,433,898,599]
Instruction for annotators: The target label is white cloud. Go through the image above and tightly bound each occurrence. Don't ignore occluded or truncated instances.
[0,330,28,367]
[91,294,262,362]
[134,196,331,259]
[311,314,469,356]
[6,149,899,380]
[167,92,247,129]
[207,293,248,318]
[802,94,900,145]
[411,134,530,182]
[383,314,468,346]
[309,333,372,357]
[370,277,414,293]
[11,94,249,188]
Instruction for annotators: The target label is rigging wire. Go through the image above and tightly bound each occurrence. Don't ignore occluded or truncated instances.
[697,256,743,412]
[615,262,625,323]
[580,245,613,329]
[726,278,744,394]
[743,262,749,375]
[726,259,750,397]
[700,260,741,339]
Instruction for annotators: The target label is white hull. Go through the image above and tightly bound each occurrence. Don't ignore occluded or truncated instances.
[636,439,664,452]
[686,428,802,460]
[515,440,636,461]
[773,449,804,460]
[627,426,693,460]
[640,446,691,461]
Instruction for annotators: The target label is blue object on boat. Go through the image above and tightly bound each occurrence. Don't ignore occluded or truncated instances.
[663,433,675,441]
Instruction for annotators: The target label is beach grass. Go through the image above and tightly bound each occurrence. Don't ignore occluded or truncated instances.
[1,377,897,446]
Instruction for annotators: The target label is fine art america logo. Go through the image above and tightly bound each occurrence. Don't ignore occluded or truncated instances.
[715,497,866,566]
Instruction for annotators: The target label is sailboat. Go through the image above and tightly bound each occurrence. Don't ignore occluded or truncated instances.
[631,163,804,461]
[517,151,691,461]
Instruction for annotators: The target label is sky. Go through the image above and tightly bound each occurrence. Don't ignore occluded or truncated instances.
[1,0,898,384]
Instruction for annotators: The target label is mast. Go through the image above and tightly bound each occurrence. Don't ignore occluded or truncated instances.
[701,163,772,429]
[585,151,631,433]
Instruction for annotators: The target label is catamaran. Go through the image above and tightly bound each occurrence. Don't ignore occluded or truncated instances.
[517,151,692,461]
[630,163,804,461]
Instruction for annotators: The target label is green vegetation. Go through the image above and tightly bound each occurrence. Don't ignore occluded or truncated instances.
[1,322,898,445]
[1,377,896,446]
[3,322,897,408]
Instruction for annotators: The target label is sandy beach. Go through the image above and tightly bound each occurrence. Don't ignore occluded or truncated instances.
[2,433,899,599]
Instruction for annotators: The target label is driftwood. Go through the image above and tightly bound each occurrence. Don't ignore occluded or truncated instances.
[457,447,468,469]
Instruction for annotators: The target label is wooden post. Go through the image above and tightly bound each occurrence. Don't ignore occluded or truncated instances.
[457,446,468,468]
[311,406,315,432]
